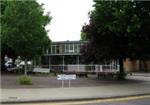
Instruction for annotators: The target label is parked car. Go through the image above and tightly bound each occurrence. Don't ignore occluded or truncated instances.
[5,61,13,68]
[5,61,13,71]
[5,60,32,71]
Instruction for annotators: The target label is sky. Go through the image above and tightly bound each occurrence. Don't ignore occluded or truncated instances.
[37,0,94,41]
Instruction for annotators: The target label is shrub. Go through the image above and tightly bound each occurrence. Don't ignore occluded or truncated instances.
[18,76,32,85]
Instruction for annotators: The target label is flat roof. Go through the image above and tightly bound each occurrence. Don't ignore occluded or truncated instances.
[52,40,88,44]
[44,53,82,56]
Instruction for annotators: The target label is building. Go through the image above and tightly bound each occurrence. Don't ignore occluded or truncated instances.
[124,58,150,72]
[41,41,88,71]
[41,40,150,73]
[42,40,119,74]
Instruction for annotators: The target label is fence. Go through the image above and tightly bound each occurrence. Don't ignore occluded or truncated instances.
[42,64,120,73]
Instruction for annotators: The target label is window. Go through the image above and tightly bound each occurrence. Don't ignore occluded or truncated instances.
[64,44,69,53]
[74,44,79,53]
[68,44,74,53]
[51,44,59,54]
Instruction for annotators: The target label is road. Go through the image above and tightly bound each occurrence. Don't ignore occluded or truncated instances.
[3,95,150,105]
[1,74,150,105]
[1,74,150,89]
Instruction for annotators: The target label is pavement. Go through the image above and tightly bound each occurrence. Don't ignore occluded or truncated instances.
[131,72,150,77]
[0,73,150,104]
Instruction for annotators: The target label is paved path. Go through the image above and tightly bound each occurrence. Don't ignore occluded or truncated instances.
[1,81,150,103]
[131,72,150,77]
[0,74,150,103]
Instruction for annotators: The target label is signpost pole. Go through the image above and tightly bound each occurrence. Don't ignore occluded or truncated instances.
[57,74,76,88]
[69,80,71,88]
[62,80,64,88]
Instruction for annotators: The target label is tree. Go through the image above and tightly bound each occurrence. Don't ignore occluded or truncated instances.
[81,1,150,79]
[1,0,17,72]
[2,0,52,75]
[128,1,150,72]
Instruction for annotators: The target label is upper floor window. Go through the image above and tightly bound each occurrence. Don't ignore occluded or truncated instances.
[50,45,59,54]
[49,42,87,54]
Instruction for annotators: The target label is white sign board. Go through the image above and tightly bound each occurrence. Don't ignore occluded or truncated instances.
[57,74,76,80]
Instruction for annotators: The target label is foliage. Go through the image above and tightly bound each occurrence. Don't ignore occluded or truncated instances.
[1,0,18,71]
[1,0,52,74]
[3,0,51,59]
[80,32,88,41]
[81,1,150,79]
[18,76,32,85]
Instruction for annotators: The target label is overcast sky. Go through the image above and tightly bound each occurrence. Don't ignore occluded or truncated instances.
[37,0,94,41]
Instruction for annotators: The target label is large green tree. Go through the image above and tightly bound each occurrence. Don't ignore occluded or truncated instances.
[81,1,150,79]
[2,0,52,75]
[1,0,17,72]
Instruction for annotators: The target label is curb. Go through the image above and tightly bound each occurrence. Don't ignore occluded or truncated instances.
[1,93,150,104]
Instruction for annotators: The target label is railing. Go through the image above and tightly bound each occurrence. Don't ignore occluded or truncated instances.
[42,64,120,73]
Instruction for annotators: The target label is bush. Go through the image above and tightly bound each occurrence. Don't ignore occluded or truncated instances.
[18,76,32,85]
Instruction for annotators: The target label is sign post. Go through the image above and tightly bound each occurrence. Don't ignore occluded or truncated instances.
[69,80,70,88]
[57,74,76,88]
[62,80,64,88]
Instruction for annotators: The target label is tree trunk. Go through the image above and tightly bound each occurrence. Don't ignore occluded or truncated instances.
[24,59,28,75]
[38,56,41,66]
[139,60,142,72]
[12,58,16,67]
[143,60,147,72]
[118,58,125,80]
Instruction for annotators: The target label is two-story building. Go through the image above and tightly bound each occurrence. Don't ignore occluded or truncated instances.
[41,40,150,73]
[41,40,88,72]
